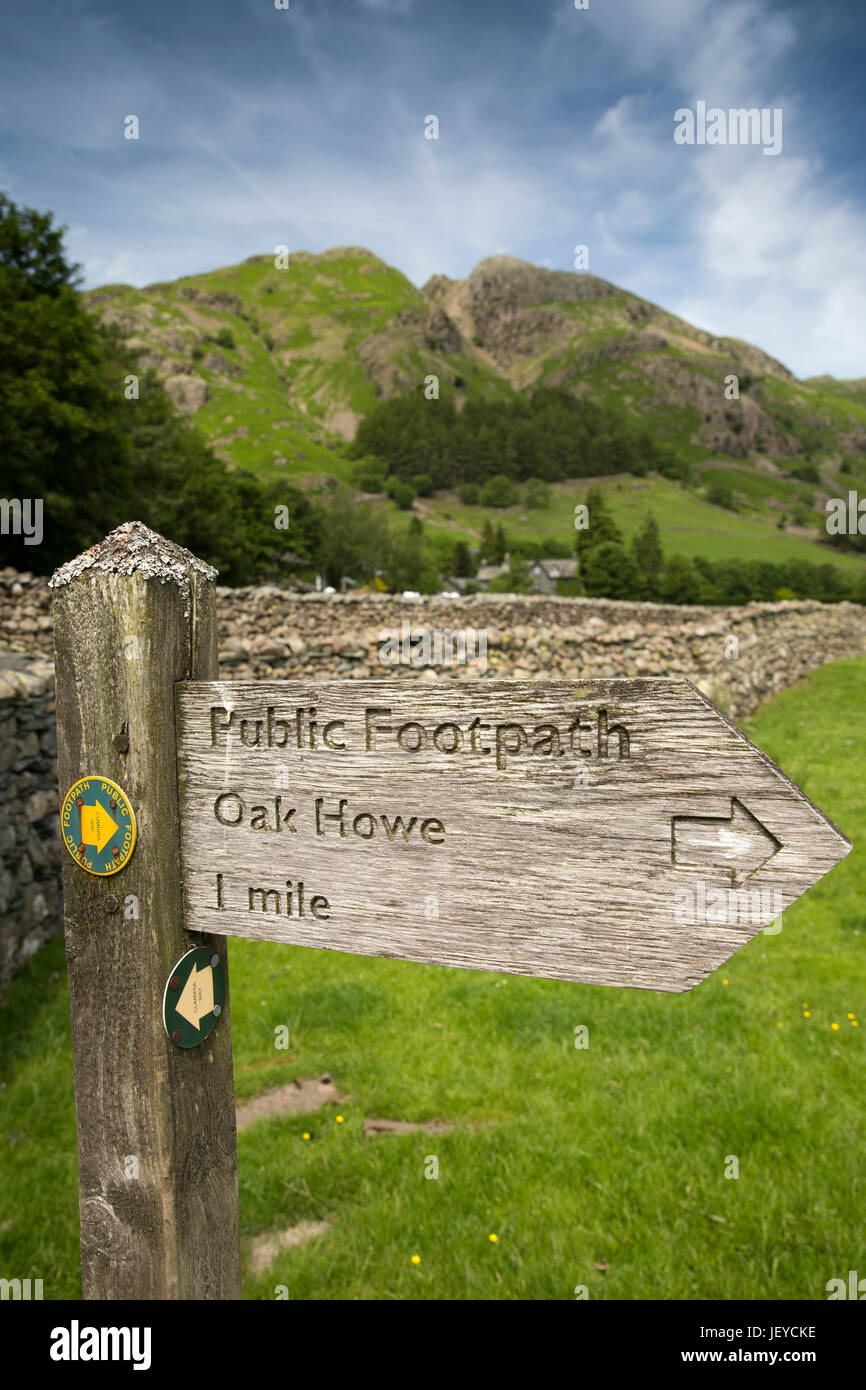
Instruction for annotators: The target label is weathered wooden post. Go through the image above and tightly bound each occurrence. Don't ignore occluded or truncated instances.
[50,522,241,1300]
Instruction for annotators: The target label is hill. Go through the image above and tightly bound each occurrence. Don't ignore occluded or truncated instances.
[83,248,866,488]
[78,248,866,592]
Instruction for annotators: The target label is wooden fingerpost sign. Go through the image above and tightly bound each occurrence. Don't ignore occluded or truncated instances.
[178,680,851,990]
[52,524,852,1300]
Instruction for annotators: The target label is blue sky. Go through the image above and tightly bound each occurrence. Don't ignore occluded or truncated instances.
[1,0,864,377]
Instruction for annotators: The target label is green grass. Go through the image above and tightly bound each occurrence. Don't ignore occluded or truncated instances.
[1,659,864,1299]
[417,473,866,579]
[695,464,811,513]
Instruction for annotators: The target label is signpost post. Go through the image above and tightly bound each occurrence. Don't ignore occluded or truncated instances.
[50,524,852,1297]
[50,523,241,1301]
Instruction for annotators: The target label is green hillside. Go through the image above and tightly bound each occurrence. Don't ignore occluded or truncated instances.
[84,248,513,489]
[84,248,866,483]
[414,475,866,578]
[81,246,866,586]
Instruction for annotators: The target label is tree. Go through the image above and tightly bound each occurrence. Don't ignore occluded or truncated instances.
[575,486,622,576]
[0,192,304,583]
[656,451,692,483]
[524,477,551,510]
[631,513,664,598]
[479,473,520,508]
[659,554,703,604]
[387,477,415,510]
[492,523,507,565]
[350,384,662,491]
[319,487,389,588]
[0,194,131,569]
[852,570,866,606]
[580,542,640,599]
[0,192,77,296]
[706,479,737,510]
[452,540,475,577]
[488,554,531,594]
[507,553,531,592]
[351,456,386,492]
[384,516,440,593]
[788,459,821,484]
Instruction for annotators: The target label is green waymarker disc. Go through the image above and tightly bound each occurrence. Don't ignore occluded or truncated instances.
[60,776,136,876]
[163,947,226,1048]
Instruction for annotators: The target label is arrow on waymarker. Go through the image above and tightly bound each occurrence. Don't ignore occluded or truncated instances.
[176,963,215,1030]
[80,800,119,854]
[672,799,782,884]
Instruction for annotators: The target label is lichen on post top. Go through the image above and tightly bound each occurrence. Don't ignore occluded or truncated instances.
[48,521,218,621]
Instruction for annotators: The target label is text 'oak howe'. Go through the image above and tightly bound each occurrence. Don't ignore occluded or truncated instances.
[176,678,851,993]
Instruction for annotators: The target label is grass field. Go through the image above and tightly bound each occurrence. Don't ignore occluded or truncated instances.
[1,659,864,1300]
[416,474,866,579]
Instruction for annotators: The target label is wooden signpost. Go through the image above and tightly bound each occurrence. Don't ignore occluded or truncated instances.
[50,524,852,1299]
[177,679,850,993]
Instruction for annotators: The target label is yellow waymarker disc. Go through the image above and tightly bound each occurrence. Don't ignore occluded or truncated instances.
[60,776,136,876]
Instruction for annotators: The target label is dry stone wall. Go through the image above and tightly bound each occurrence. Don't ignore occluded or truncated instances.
[2,566,865,983]
[0,650,60,984]
[212,587,866,717]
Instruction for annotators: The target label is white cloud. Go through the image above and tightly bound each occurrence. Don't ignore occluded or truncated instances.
[674,152,866,377]
[67,232,138,287]
[3,0,860,379]
[556,0,796,99]
[539,2,864,377]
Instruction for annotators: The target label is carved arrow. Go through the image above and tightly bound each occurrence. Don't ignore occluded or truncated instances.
[672,798,782,884]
